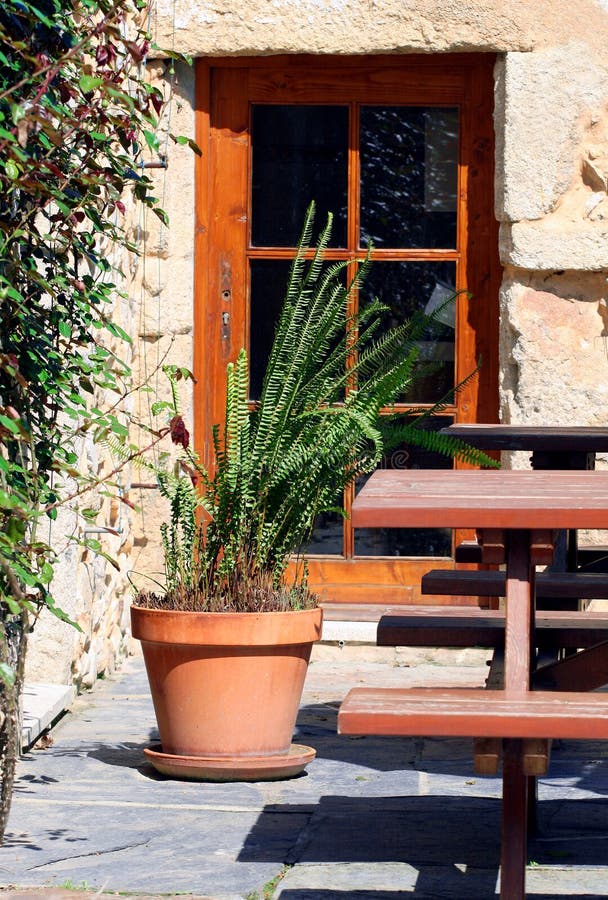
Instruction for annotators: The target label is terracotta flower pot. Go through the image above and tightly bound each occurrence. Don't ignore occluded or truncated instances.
[130,605,323,780]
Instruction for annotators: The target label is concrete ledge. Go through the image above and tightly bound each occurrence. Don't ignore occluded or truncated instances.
[321,619,378,644]
[21,682,75,750]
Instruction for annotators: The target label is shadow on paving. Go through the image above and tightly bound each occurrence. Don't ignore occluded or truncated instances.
[13,730,166,788]
[239,794,608,866]
[258,793,608,897]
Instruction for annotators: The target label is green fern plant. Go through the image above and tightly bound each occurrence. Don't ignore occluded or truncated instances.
[138,204,494,613]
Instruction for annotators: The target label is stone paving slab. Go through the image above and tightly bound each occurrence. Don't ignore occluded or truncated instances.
[0,893,215,900]
[2,649,608,898]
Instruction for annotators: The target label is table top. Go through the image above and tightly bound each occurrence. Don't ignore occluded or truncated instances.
[441,424,608,452]
[352,469,608,530]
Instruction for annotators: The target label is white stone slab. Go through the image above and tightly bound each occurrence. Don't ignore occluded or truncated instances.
[21,681,75,750]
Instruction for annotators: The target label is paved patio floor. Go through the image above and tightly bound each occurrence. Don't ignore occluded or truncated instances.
[2,643,608,899]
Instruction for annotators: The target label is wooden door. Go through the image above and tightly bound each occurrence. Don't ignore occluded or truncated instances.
[194,55,500,606]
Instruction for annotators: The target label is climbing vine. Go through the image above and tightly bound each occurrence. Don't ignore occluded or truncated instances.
[0,0,186,841]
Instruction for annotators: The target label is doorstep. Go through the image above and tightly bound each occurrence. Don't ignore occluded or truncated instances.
[317,619,490,667]
[21,682,75,750]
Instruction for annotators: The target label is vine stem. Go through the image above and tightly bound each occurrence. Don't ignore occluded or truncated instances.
[42,427,171,513]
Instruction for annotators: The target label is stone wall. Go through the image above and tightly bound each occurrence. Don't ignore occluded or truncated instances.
[25,277,137,689]
[128,60,196,584]
[26,57,197,689]
[495,44,608,448]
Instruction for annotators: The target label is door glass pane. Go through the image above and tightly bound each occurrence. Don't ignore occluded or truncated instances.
[249,259,292,400]
[360,261,456,403]
[360,107,458,249]
[251,258,345,556]
[302,510,344,556]
[251,105,348,247]
[354,416,453,558]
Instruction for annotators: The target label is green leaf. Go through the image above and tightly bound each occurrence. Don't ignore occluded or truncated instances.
[0,663,15,687]
[10,103,25,125]
[44,596,81,631]
[4,159,19,179]
[79,75,104,94]
[150,400,171,415]
[3,595,21,615]
[0,414,21,434]
[104,322,132,342]
[39,561,54,584]
[170,133,202,156]
[152,46,193,65]
[153,207,169,226]
[143,129,160,153]
[28,5,55,27]
[110,421,129,437]
[5,517,26,542]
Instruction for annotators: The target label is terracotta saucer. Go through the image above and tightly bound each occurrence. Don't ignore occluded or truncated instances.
[143,743,316,781]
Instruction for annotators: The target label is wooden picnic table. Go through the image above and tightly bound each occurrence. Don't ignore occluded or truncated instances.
[339,468,608,899]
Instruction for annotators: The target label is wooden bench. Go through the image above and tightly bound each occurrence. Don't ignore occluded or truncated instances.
[421,568,608,602]
[338,687,608,741]
[376,606,608,649]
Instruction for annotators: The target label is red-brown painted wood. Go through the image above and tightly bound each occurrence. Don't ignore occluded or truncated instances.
[501,739,528,900]
[443,424,608,453]
[421,569,608,599]
[533,640,608,691]
[344,465,608,900]
[337,687,608,739]
[351,469,608,530]
[376,608,608,649]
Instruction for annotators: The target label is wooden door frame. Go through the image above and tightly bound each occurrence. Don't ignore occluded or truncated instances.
[193,54,501,605]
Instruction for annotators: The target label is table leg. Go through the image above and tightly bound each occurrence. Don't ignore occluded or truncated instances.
[501,738,528,900]
[504,530,534,693]
[500,530,534,899]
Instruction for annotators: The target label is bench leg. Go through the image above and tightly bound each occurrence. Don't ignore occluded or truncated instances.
[527,774,538,838]
[500,738,528,900]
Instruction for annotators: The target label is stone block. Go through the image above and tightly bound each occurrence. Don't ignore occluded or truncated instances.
[495,46,608,223]
[149,0,608,58]
[499,273,608,427]
[501,221,608,270]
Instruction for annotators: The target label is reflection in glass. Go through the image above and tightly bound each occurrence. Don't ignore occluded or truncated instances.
[360,261,457,403]
[251,258,345,556]
[249,260,291,400]
[251,105,348,247]
[355,417,453,558]
[302,510,344,557]
[360,106,458,249]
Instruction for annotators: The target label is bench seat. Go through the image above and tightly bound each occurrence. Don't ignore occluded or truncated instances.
[338,687,608,740]
[377,607,608,649]
[421,569,608,599]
